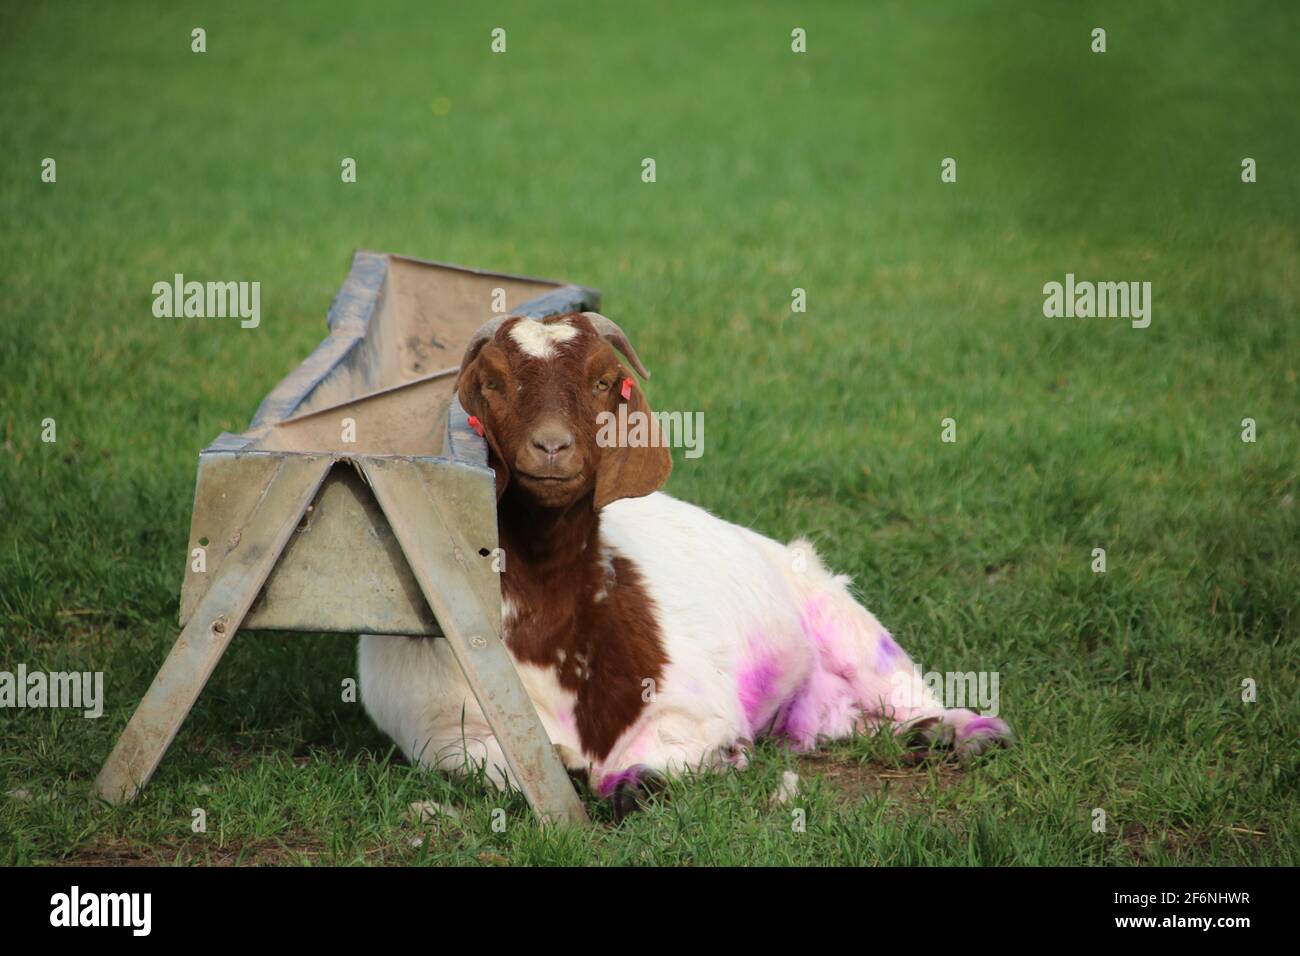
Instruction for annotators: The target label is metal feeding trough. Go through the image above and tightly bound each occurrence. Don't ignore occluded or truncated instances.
[93,251,598,825]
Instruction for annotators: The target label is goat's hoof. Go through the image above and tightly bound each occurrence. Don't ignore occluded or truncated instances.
[608,766,669,822]
[902,711,1013,760]
[901,716,942,753]
[952,715,1014,757]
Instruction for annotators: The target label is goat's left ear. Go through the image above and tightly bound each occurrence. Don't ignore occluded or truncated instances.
[594,374,672,511]
[456,342,512,501]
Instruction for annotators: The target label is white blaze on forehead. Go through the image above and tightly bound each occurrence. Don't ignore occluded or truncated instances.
[508,318,580,359]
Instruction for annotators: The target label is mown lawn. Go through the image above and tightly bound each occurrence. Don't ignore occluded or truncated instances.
[0,0,1296,865]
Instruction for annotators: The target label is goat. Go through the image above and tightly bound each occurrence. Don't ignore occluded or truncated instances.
[358,312,1011,815]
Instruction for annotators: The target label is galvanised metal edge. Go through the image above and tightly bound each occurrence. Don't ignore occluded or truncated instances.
[248,250,389,430]
[243,249,600,465]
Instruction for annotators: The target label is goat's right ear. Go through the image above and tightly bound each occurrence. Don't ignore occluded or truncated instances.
[456,342,511,500]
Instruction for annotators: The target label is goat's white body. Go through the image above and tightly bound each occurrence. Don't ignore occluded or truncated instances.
[358,491,1007,793]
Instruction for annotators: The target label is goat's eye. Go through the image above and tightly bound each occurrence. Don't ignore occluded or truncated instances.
[484,379,503,393]
[594,379,611,394]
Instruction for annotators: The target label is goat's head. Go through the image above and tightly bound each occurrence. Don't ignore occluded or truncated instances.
[456,312,672,510]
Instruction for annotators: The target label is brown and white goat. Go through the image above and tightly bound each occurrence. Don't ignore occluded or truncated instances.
[358,312,1011,815]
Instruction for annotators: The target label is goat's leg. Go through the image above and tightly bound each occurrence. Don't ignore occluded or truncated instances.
[857,647,1012,757]
[360,635,516,788]
[422,731,517,790]
[599,764,670,822]
[587,713,746,819]
[792,553,1012,756]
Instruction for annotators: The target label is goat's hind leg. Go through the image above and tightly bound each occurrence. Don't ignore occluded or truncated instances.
[791,543,1008,755]
[863,633,1012,757]
[799,580,1013,757]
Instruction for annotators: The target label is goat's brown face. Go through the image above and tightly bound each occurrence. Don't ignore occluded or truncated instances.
[456,313,672,511]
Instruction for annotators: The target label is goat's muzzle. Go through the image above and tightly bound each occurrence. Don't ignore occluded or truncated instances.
[514,419,584,501]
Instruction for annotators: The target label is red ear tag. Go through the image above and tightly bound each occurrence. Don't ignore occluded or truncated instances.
[467,415,484,437]
[620,377,634,400]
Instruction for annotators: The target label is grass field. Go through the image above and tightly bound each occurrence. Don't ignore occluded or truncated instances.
[1,0,1297,866]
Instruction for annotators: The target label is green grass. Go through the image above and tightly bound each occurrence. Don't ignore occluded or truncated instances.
[1,0,1297,865]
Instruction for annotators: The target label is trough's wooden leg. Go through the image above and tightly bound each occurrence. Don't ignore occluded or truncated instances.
[363,458,588,827]
[93,456,332,804]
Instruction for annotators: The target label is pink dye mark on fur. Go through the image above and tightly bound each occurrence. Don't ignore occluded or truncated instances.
[802,596,860,681]
[595,766,642,798]
[770,681,822,750]
[876,631,904,673]
[802,595,832,643]
[762,597,871,749]
[614,722,661,766]
[738,650,783,733]
[957,715,1009,739]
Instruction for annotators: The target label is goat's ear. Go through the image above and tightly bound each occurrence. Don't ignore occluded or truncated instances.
[456,343,511,500]
[594,374,672,511]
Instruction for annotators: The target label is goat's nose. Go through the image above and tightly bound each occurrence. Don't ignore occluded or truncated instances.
[531,426,574,457]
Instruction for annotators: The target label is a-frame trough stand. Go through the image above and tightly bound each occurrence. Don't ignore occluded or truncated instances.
[93,251,595,826]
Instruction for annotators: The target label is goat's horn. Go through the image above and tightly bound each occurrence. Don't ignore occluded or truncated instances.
[581,311,651,379]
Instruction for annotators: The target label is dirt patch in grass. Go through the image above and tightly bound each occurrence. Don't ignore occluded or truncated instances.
[797,751,965,808]
[1114,821,1271,864]
[60,834,348,867]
